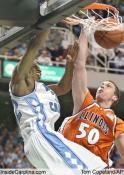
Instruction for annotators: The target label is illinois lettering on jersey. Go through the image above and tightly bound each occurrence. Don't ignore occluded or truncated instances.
[62,91,124,165]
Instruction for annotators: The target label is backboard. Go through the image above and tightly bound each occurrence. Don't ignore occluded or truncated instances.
[0,0,94,53]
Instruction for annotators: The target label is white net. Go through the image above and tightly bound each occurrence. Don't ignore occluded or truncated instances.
[71,6,123,32]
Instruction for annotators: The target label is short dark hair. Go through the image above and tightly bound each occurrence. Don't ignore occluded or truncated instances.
[108,80,120,105]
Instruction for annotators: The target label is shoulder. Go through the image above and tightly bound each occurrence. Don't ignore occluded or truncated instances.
[116,117,124,126]
[115,117,124,139]
[79,90,94,111]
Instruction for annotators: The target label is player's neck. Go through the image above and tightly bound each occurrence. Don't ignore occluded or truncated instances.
[96,100,112,109]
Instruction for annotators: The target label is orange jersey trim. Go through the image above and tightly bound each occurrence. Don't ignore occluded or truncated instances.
[115,117,124,139]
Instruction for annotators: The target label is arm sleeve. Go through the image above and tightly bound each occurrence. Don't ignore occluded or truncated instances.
[115,117,124,139]
[79,90,94,111]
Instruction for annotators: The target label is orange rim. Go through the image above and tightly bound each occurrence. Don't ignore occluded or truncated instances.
[83,3,119,14]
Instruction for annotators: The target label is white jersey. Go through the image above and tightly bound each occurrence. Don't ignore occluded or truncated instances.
[9,82,60,131]
[9,81,107,174]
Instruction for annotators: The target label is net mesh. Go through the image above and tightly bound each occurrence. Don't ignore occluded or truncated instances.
[71,3,123,32]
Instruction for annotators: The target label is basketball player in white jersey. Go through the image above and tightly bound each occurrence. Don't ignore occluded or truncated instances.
[9,30,108,175]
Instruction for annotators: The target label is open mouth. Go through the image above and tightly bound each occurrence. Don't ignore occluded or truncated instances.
[98,89,103,93]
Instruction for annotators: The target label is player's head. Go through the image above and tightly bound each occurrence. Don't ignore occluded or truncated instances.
[31,62,41,81]
[96,80,120,107]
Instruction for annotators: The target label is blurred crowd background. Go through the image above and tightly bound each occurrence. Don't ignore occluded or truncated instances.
[0,124,33,168]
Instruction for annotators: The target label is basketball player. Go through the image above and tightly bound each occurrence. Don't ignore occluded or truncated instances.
[61,30,124,167]
[9,30,108,175]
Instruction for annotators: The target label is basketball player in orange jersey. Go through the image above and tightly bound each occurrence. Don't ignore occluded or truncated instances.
[61,30,124,167]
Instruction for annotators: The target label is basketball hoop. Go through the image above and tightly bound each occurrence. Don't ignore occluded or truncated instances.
[65,3,123,32]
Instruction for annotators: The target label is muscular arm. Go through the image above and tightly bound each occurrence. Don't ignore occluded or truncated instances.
[115,133,124,163]
[48,41,79,96]
[12,30,50,83]
[72,31,88,114]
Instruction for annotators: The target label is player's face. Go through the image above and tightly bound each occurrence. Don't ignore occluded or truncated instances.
[32,64,41,81]
[96,81,117,103]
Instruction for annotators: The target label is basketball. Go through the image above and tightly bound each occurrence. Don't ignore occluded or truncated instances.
[94,30,124,49]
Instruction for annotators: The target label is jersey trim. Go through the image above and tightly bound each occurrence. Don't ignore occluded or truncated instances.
[59,116,72,133]
[107,114,117,166]
[24,92,88,170]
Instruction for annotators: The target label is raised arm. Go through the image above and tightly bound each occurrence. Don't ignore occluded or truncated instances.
[72,30,88,114]
[48,41,79,96]
[13,30,50,83]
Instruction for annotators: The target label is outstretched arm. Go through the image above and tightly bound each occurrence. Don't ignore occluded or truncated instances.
[48,41,79,96]
[72,30,88,114]
[115,133,124,163]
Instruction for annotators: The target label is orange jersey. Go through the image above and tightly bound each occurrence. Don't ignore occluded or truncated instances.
[62,91,124,165]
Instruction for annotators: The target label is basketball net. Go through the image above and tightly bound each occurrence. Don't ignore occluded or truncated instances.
[66,3,123,33]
